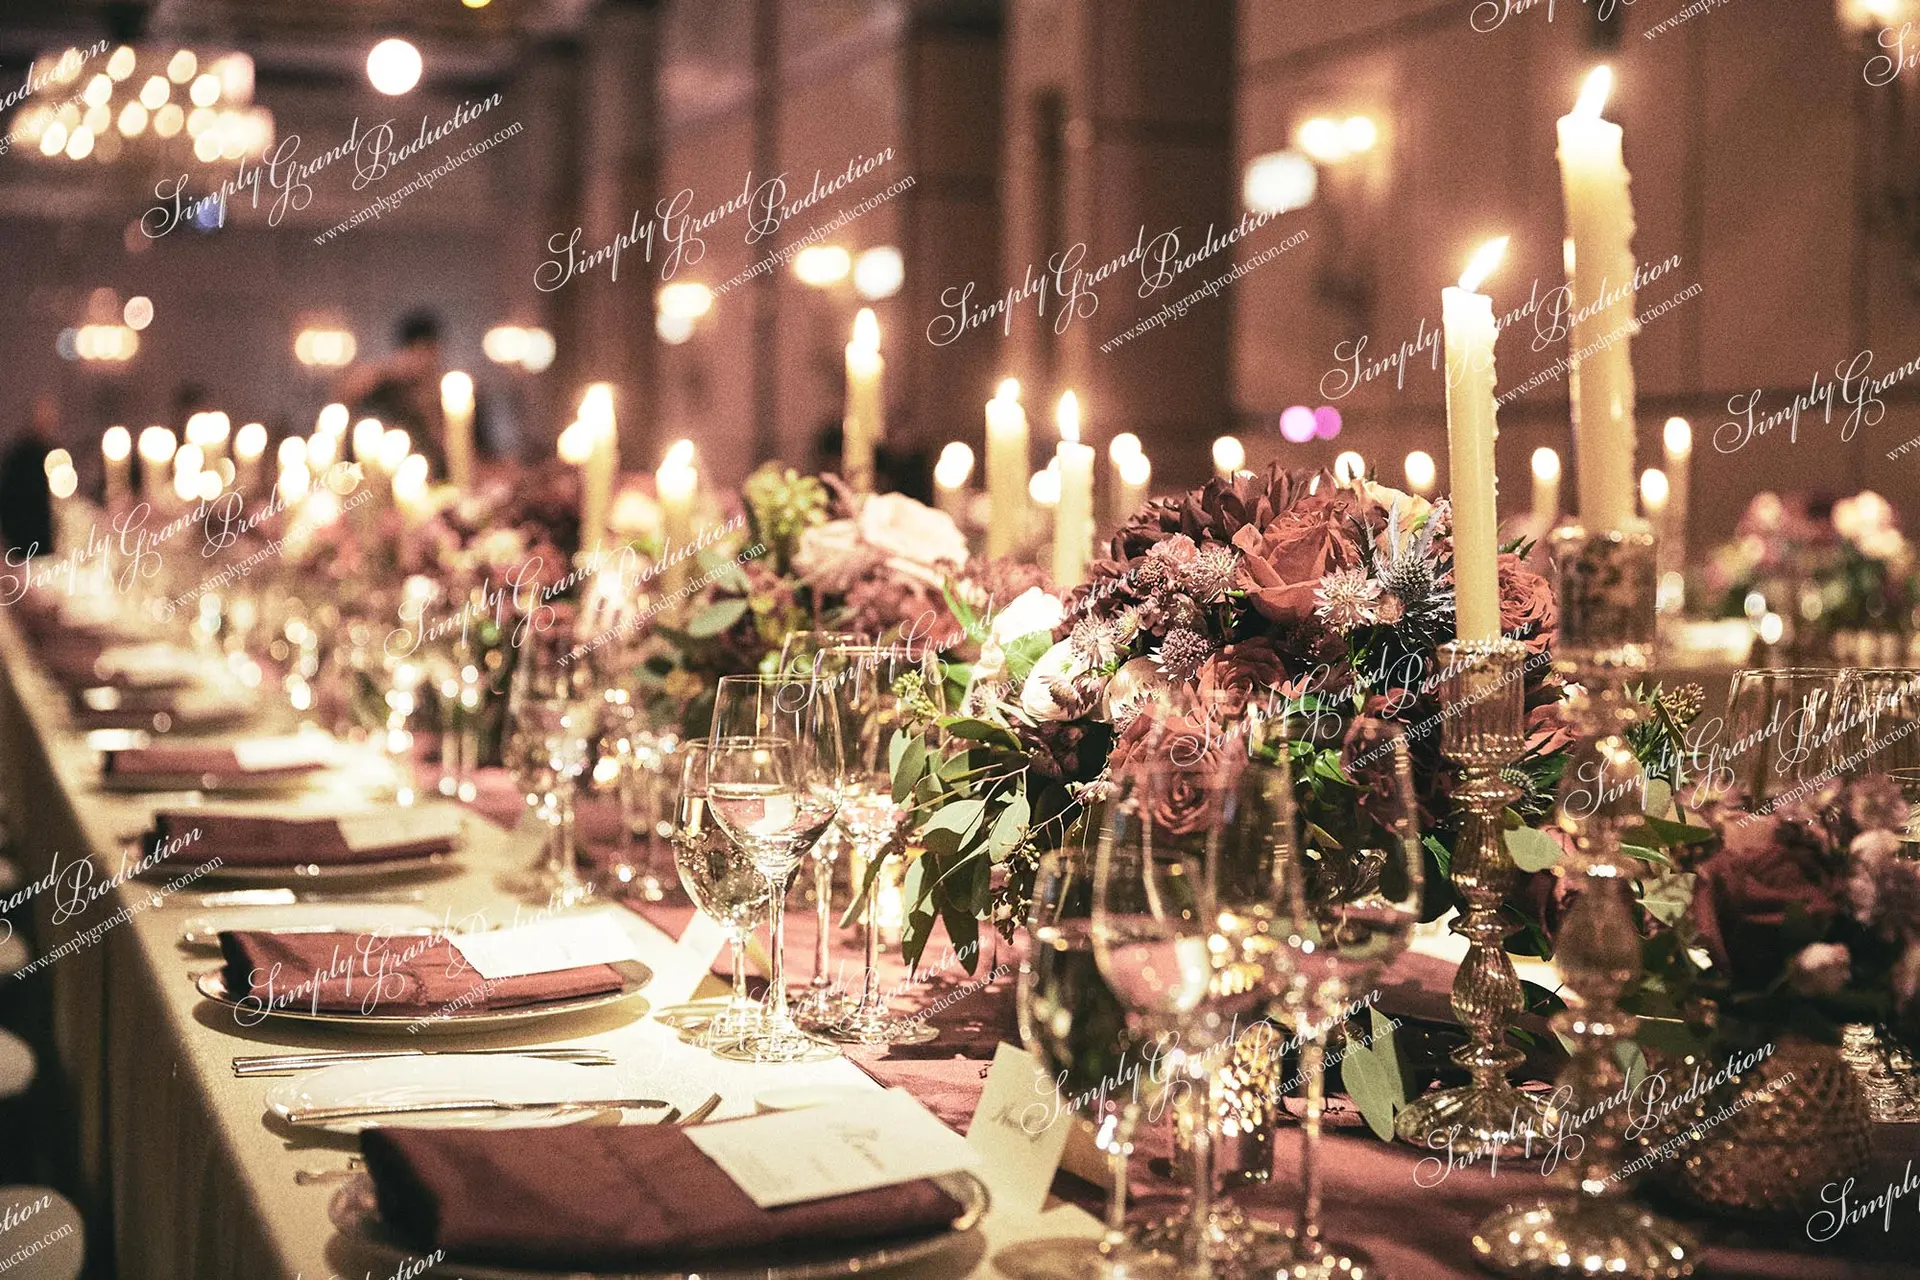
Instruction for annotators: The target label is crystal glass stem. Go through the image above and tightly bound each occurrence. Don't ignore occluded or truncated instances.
[726,934,754,1017]
[1180,1052,1218,1278]
[1295,1034,1327,1263]
[1098,1103,1139,1254]
[809,841,836,998]
[761,862,797,1035]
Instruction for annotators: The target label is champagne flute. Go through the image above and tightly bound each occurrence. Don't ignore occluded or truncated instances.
[779,629,870,1024]
[671,738,771,1047]
[1267,713,1424,1279]
[1019,839,1178,1280]
[1719,667,1844,807]
[809,643,941,1045]
[704,673,844,1063]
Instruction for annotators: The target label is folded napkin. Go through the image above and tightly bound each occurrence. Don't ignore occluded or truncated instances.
[360,1124,965,1271]
[218,930,626,1017]
[149,810,457,869]
[104,742,325,784]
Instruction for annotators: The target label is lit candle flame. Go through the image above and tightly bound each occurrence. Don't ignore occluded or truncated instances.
[102,425,131,462]
[1664,416,1692,456]
[441,370,474,413]
[1574,66,1613,120]
[661,438,695,470]
[1458,236,1510,293]
[995,377,1021,402]
[1532,447,1561,481]
[852,307,880,352]
[579,382,615,436]
[1056,390,1080,443]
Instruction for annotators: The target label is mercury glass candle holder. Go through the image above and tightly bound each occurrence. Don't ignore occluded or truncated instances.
[1395,638,1536,1158]
[1473,524,1698,1280]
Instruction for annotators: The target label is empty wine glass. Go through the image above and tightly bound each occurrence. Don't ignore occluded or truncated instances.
[671,739,771,1047]
[807,643,941,1045]
[1266,713,1424,1279]
[1093,703,1282,1277]
[1718,667,1845,807]
[1833,668,1920,833]
[1018,836,1178,1280]
[779,628,870,1024]
[503,632,598,907]
[704,673,845,1063]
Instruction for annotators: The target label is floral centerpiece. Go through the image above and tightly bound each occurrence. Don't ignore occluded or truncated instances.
[886,464,1579,976]
[1700,489,1916,637]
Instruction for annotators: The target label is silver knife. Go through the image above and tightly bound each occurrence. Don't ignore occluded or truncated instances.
[285,1096,669,1125]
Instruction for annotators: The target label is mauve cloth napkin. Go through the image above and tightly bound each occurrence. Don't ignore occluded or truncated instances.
[218,931,626,1017]
[149,810,454,869]
[360,1124,965,1271]
[103,744,321,783]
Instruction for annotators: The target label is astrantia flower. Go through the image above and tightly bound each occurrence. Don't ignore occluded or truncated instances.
[1313,567,1381,633]
[1070,616,1127,669]
[1181,543,1239,604]
[1153,626,1215,683]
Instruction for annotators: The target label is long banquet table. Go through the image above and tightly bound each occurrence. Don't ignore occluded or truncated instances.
[2,606,1917,1280]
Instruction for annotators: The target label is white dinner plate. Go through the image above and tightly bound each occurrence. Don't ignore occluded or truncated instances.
[267,1055,625,1134]
[327,1170,990,1279]
[192,959,652,1035]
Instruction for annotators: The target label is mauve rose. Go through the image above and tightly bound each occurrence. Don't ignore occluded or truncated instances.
[1689,830,1845,992]
[1496,553,1556,654]
[1138,741,1238,838]
[1195,638,1288,719]
[1231,495,1363,626]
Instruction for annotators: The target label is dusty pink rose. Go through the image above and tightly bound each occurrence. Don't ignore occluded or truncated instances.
[1231,494,1363,626]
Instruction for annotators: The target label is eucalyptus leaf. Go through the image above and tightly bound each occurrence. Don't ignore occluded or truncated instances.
[1339,1020,1405,1143]
[944,718,1023,752]
[988,791,1031,864]
[1637,872,1697,927]
[892,736,928,804]
[923,797,987,840]
[685,597,749,638]
[1505,826,1562,873]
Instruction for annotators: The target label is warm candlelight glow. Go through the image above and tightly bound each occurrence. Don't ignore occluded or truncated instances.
[557,420,593,465]
[1640,467,1669,512]
[851,307,880,352]
[1532,447,1562,481]
[1118,451,1151,487]
[935,442,975,488]
[996,377,1021,403]
[1459,236,1510,294]
[1109,432,1142,462]
[1663,416,1692,457]
[579,383,615,434]
[307,431,337,468]
[1575,66,1614,120]
[1404,449,1437,494]
[277,437,306,468]
[378,428,411,471]
[102,425,131,462]
[1056,391,1081,444]
[174,443,203,475]
[137,426,177,464]
[393,453,430,502]
[1333,450,1367,484]
[233,422,266,460]
[47,465,77,499]
[352,418,384,462]
[441,370,474,414]
[662,438,696,470]
[1211,435,1245,476]
[317,403,349,435]
[1030,468,1060,506]
[43,448,72,477]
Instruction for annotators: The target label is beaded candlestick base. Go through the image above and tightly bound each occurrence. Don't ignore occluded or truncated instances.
[1473,525,1698,1280]
[1395,639,1536,1159]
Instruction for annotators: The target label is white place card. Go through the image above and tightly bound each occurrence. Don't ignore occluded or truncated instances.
[231,735,337,772]
[334,807,463,853]
[687,1089,981,1209]
[641,912,734,1008]
[965,1042,1073,1213]
[450,910,641,980]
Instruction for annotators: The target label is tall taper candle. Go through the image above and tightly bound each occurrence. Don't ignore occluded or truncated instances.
[1443,237,1509,644]
[577,383,617,552]
[657,439,697,597]
[441,371,475,492]
[1556,67,1639,531]
[985,379,1029,558]
[1662,416,1691,562]
[1052,392,1094,589]
[844,308,883,493]
[102,426,131,508]
[1531,447,1562,537]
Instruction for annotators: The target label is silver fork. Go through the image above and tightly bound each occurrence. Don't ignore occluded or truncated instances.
[235,1048,616,1077]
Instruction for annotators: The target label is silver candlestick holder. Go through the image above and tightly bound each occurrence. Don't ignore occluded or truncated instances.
[1395,638,1537,1158]
[1473,523,1699,1280]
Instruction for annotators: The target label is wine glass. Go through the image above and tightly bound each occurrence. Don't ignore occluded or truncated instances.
[704,673,845,1063]
[1719,667,1845,807]
[1093,704,1282,1277]
[1266,713,1424,1279]
[779,629,870,1024]
[807,643,941,1045]
[1018,836,1179,1280]
[503,631,598,908]
[670,738,771,1047]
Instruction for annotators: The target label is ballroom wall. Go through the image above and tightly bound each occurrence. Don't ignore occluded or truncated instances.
[0,0,1914,550]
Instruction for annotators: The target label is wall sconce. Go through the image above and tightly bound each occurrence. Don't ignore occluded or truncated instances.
[1294,112,1387,327]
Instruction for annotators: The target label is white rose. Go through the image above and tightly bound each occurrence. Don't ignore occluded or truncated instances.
[1020,639,1089,722]
[793,518,862,582]
[988,586,1064,646]
[858,494,969,575]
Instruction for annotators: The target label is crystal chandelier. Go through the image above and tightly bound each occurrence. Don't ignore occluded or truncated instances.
[6,43,273,166]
